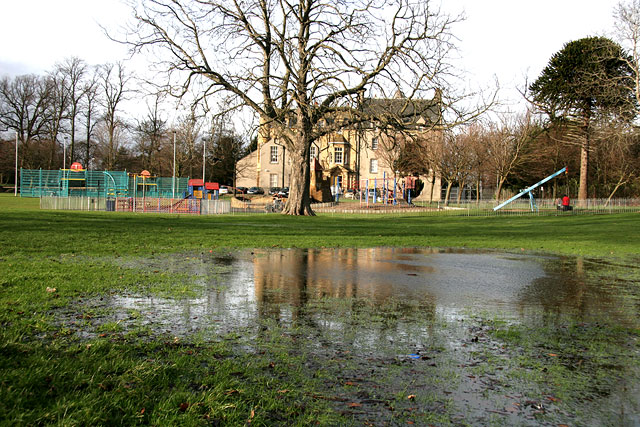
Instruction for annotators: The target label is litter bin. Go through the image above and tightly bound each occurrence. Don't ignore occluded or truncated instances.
[106,198,115,212]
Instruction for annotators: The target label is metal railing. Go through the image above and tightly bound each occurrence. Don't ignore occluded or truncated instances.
[314,198,640,216]
[40,196,231,215]
[39,196,640,217]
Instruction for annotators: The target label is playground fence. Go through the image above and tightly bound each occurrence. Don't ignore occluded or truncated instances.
[40,196,107,211]
[40,196,231,215]
[39,196,640,217]
[314,198,640,216]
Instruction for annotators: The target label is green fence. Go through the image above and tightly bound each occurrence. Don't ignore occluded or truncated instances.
[20,169,189,199]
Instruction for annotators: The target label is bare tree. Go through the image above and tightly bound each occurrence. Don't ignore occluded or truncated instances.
[615,0,640,106]
[120,0,480,215]
[592,120,640,201]
[134,93,168,172]
[44,71,70,169]
[100,62,131,170]
[428,130,473,206]
[484,112,535,200]
[55,57,88,164]
[457,123,487,203]
[81,66,102,169]
[172,110,203,178]
[0,75,53,169]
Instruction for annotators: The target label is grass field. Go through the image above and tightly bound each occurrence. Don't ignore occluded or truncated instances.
[2,194,639,258]
[1,194,639,425]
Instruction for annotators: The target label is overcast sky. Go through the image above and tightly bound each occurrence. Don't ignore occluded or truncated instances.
[0,0,623,110]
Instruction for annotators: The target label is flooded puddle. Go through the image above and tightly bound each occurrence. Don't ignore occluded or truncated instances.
[72,248,640,425]
[102,248,639,333]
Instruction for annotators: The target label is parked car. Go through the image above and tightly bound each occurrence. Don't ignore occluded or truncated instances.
[219,185,229,194]
[367,188,380,198]
[277,187,289,197]
[269,187,281,195]
[247,186,264,195]
[235,186,248,195]
[344,189,355,199]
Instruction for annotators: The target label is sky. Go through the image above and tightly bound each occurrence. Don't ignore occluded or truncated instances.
[0,0,624,111]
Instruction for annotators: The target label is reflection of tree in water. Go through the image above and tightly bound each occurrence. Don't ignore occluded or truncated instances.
[517,256,636,326]
[252,248,437,350]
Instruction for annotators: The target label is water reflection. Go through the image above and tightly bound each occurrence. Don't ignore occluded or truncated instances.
[107,248,640,334]
[252,248,547,315]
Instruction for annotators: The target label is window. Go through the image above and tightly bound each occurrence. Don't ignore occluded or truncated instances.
[270,146,278,163]
[310,146,317,159]
[370,158,378,174]
[270,174,278,188]
[334,146,343,164]
[371,137,379,150]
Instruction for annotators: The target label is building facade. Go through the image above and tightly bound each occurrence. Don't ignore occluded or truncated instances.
[236,94,442,202]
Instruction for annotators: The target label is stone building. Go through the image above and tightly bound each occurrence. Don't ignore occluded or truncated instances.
[235,93,442,202]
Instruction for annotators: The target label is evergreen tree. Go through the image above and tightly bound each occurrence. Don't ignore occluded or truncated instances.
[530,36,637,201]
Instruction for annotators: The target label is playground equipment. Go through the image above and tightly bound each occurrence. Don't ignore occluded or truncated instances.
[493,167,568,212]
[187,179,220,200]
[20,168,189,198]
[358,173,415,207]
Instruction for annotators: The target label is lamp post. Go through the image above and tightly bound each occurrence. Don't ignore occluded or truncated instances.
[63,136,67,170]
[202,136,206,183]
[172,131,176,199]
[14,131,18,197]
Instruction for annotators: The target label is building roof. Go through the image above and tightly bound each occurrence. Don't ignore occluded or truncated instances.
[360,95,441,125]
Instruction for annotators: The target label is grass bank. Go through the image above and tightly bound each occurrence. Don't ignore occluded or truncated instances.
[1,194,639,425]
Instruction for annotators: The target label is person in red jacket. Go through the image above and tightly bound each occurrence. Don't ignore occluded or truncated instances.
[561,194,572,211]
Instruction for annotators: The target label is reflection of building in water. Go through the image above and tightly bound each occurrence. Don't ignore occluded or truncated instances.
[252,248,438,310]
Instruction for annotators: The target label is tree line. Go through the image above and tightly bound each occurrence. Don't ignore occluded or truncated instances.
[0,57,247,187]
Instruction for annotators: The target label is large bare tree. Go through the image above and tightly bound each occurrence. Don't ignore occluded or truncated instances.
[121,0,466,215]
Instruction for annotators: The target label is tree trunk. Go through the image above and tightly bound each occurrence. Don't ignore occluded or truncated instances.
[282,146,314,215]
[456,179,465,203]
[429,173,436,203]
[495,176,506,201]
[444,181,453,206]
[578,109,590,205]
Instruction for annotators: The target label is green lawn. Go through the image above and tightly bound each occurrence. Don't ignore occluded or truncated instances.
[1,194,639,425]
[1,193,639,258]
